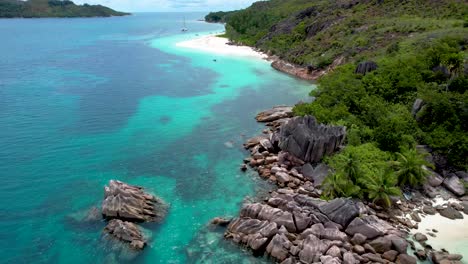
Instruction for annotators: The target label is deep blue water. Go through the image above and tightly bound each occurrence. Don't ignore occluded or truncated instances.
[0,13,313,263]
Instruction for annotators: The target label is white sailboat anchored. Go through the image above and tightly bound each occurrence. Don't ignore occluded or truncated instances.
[181,17,188,32]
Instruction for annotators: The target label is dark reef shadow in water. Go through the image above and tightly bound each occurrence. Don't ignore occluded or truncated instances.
[55,41,218,134]
[115,84,302,202]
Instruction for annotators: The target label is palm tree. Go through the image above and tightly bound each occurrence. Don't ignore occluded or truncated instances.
[392,148,433,187]
[365,168,401,208]
[322,173,361,200]
[342,152,361,183]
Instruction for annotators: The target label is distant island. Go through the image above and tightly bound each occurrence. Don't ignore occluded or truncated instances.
[0,0,129,18]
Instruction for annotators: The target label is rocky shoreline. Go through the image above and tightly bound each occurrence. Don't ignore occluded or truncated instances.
[221,106,467,264]
[270,56,345,81]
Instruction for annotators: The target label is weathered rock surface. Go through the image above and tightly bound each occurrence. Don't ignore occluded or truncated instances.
[355,61,378,75]
[369,236,392,253]
[438,206,464,220]
[345,215,392,239]
[226,217,278,250]
[298,234,328,263]
[426,169,444,187]
[104,219,146,250]
[443,174,466,196]
[266,233,291,261]
[278,116,346,163]
[302,163,331,187]
[318,198,359,227]
[413,232,428,242]
[256,106,293,122]
[397,254,417,264]
[102,180,168,222]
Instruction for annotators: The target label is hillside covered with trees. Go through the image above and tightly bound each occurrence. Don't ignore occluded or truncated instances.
[207,0,467,202]
[0,0,129,18]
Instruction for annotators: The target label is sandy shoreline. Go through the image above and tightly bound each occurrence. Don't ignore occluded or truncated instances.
[410,197,468,259]
[175,34,268,59]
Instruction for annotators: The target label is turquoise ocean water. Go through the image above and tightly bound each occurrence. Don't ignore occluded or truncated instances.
[0,13,313,263]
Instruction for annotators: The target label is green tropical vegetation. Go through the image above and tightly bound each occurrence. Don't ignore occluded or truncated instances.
[204,11,235,23]
[209,0,468,207]
[0,0,129,17]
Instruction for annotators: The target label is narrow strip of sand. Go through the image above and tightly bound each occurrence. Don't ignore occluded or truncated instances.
[175,34,267,59]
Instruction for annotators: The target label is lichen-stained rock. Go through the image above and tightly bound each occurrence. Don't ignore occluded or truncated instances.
[298,234,328,263]
[226,218,278,250]
[278,116,346,163]
[318,198,359,227]
[345,215,392,239]
[102,180,168,222]
[104,219,146,250]
[256,106,293,122]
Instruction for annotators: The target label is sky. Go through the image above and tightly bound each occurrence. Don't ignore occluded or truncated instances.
[73,0,259,12]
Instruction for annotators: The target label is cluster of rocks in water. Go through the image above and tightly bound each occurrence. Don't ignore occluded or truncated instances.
[101,180,168,250]
[223,106,467,264]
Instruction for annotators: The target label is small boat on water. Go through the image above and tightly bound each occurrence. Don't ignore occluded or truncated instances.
[181,17,188,32]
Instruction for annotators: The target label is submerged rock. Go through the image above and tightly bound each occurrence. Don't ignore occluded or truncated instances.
[102,180,168,222]
[104,219,146,250]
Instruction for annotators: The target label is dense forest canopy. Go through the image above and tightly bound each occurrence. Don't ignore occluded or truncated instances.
[207,0,468,202]
[0,0,129,17]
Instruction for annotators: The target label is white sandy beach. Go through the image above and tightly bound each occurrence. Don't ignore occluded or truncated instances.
[410,197,468,259]
[175,34,268,59]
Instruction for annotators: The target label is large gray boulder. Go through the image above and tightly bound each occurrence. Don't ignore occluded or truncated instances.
[102,180,168,222]
[318,198,359,227]
[426,169,444,187]
[266,233,292,261]
[240,203,311,233]
[279,116,346,163]
[226,218,278,250]
[301,223,347,241]
[302,163,331,187]
[443,174,466,196]
[104,219,146,250]
[438,206,464,220]
[298,234,328,263]
[256,106,293,122]
[345,215,392,239]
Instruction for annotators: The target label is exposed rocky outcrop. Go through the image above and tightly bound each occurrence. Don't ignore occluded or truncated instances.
[256,106,293,122]
[102,180,168,222]
[279,116,346,163]
[271,56,345,80]
[355,61,378,75]
[101,180,168,251]
[225,190,405,263]
[230,107,466,263]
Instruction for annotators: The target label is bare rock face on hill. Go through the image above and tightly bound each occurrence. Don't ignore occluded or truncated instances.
[279,116,346,163]
[102,180,168,222]
[101,180,168,250]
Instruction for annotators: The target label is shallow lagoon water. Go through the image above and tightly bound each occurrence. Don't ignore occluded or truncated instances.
[0,13,313,263]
